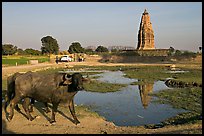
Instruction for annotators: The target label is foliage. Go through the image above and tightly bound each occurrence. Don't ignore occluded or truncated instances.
[2,44,17,55]
[111,49,118,53]
[167,46,175,56]
[41,35,59,55]
[84,48,95,55]
[24,48,41,55]
[68,42,85,54]
[174,50,182,56]
[169,46,175,52]
[116,51,140,56]
[95,45,109,52]
[182,51,197,58]
[198,46,202,51]
[17,48,26,55]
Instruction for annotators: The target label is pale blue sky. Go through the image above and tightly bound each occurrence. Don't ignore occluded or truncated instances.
[2,2,202,52]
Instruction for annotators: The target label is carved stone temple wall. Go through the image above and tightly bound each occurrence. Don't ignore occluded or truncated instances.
[137,9,155,50]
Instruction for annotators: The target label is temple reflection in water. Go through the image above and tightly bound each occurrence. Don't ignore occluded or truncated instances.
[138,80,154,109]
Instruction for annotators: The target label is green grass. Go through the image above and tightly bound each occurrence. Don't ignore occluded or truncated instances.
[146,87,202,128]
[122,66,202,85]
[2,55,50,66]
[36,67,65,75]
[2,58,30,66]
[172,69,202,84]
[152,87,202,113]
[75,105,103,119]
[83,80,128,93]
[68,65,122,71]
[123,66,173,82]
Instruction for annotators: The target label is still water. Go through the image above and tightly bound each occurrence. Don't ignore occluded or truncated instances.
[75,71,187,126]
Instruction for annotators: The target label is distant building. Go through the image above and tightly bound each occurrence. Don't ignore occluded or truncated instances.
[108,46,135,51]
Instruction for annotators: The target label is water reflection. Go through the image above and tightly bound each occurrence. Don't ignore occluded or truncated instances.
[95,71,138,84]
[75,80,186,126]
[74,71,186,126]
[138,81,154,109]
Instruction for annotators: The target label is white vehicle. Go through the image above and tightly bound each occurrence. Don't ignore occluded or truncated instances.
[60,55,72,62]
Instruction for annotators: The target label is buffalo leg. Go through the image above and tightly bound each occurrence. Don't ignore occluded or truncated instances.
[22,98,35,121]
[14,104,21,112]
[7,96,21,121]
[29,98,35,112]
[43,102,51,113]
[50,103,59,123]
[69,99,80,125]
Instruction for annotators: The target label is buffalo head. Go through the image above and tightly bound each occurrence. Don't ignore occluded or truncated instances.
[63,73,89,91]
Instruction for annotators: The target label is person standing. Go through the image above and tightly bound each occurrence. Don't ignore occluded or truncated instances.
[56,56,59,64]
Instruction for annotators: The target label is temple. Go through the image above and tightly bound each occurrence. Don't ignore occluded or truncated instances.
[137,9,155,50]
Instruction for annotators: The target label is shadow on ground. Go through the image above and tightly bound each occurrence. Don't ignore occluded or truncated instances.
[2,119,16,134]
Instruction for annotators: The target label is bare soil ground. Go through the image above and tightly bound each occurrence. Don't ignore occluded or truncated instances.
[2,55,202,134]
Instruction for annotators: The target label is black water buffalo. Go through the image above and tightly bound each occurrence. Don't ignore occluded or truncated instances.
[5,71,51,115]
[5,71,88,125]
[4,72,24,113]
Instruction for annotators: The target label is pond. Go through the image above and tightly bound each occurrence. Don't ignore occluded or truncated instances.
[74,71,187,126]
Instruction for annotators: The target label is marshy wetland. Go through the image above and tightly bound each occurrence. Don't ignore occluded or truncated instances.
[70,66,202,127]
[2,64,202,133]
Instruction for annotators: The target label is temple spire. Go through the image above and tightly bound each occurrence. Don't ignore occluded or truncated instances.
[144,9,148,14]
[137,9,155,50]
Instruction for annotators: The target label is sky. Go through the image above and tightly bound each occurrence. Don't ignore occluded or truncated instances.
[2,2,202,52]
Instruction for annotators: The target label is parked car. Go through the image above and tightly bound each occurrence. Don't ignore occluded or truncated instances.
[60,55,72,62]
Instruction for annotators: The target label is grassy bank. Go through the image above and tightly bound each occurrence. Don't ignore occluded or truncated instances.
[122,66,202,85]
[152,87,202,113]
[171,69,202,85]
[83,80,127,93]
[2,55,50,66]
[146,87,202,128]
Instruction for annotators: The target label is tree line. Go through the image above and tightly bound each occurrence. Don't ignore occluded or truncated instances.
[2,35,109,55]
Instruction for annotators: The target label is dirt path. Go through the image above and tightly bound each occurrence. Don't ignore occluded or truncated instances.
[2,57,202,134]
[2,105,202,134]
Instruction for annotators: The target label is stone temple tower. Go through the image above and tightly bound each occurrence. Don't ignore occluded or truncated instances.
[137,9,155,50]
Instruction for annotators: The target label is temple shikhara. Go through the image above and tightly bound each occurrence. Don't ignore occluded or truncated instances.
[137,9,155,50]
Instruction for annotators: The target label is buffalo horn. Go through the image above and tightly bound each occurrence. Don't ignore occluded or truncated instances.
[65,73,71,80]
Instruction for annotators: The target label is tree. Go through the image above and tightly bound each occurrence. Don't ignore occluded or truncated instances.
[111,49,118,53]
[175,50,182,56]
[68,42,85,54]
[24,48,41,55]
[2,44,17,55]
[17,48,26,55]
[84,48,95,55]
[41,36,59,55]
[199,47,202,51]
[168,46,175,56]
[95,45,109,52]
